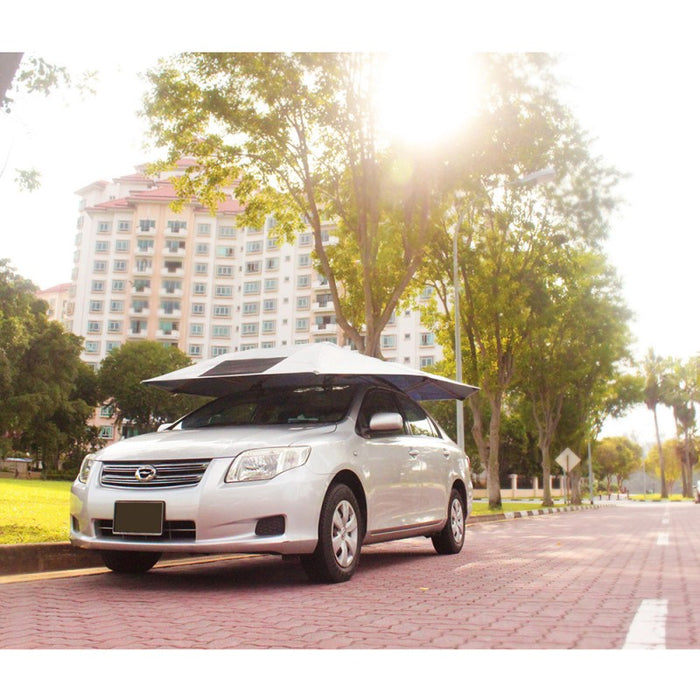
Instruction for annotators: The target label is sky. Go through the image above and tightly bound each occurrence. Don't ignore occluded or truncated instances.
[2,2,698,449]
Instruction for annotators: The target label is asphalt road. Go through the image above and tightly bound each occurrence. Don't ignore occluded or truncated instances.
[2,501,699,650]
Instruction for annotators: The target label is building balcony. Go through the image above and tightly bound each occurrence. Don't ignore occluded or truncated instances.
[312,323,337,334]
[161,266,185,277]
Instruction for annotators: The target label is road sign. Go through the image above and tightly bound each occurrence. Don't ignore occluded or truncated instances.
[556,448,581,473]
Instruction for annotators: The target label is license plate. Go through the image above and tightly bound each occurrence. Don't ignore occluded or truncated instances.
[113,501,164,536]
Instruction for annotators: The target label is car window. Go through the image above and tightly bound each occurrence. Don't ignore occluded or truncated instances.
[179,384,358,429]
[356,389,405,437]
[394,395,440,438]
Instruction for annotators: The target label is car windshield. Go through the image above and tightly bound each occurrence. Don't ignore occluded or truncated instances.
[178,383,359,429]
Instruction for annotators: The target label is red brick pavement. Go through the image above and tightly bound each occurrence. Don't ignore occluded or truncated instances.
[1,501,699,650]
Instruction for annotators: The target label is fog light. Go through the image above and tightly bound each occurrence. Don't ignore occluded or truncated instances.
[255,515,285,537]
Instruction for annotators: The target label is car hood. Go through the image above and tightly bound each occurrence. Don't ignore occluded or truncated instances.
[94,423,339,462]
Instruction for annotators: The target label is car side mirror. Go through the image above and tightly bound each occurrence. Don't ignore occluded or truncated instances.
[369,412,403,433]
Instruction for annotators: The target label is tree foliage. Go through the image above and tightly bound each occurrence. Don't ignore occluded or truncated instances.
[0,259,99,467]
[594,436,642,498]
[98,341,204,434]
[144,52,461,357]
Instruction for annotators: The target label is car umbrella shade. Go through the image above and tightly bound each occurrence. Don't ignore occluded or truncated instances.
[143,342,478,401]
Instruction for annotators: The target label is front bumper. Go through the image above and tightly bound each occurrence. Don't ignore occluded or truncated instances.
[70,459,326,556]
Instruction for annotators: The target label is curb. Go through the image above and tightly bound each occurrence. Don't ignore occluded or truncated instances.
[0,503,604,577]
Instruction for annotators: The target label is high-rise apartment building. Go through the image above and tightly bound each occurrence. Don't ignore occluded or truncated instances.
[65,161,443,440]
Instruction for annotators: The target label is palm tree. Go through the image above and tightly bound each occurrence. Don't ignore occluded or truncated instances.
[643,349,671,498]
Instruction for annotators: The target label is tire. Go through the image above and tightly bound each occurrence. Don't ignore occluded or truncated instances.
[431,488,466,555]
[301,483,363,584]
[100,550,162,574]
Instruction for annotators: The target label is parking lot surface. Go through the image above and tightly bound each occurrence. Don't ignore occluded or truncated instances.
[1,501,699,649]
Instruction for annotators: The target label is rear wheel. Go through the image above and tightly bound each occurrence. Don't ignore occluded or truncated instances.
[100,550,162,574]
[301,483,363,584]
[432,488,466,555]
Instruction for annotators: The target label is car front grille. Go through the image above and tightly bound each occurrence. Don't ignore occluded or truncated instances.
[95,519,197,541]
[100,459,210,488]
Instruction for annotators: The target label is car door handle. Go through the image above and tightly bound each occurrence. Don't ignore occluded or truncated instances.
[442,449,451,459]
[408,449,420,458]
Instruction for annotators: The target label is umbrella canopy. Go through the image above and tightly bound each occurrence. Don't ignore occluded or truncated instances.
[143,342,478,401]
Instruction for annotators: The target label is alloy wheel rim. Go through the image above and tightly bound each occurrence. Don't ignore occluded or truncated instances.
[450,498,464,543]
[331,499,358,568]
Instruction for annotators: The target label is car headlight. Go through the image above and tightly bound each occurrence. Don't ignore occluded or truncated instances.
[77,454,99,484]
[225,446,311,483]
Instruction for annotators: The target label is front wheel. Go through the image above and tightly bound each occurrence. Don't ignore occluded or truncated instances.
[100,550,162,574]
[301,483,363,584]
[431,489,466,555]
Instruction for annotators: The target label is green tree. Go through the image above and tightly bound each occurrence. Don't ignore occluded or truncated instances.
[642,349,673,498]
[644,439,682,495]
[0,259,99,468]
[423,55,622,508]
[662,357,698,498]
[98,341,204,435]
[594,436,642,499]
[144,52,451,358]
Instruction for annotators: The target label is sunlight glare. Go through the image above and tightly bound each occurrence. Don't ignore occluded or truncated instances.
[375,52,479,148]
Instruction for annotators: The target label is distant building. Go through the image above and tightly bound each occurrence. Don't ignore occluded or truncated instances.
[64,161,444,442]
[37,282,72,328]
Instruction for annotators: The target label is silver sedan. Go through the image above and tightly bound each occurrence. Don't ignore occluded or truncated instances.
[71,378,472,583]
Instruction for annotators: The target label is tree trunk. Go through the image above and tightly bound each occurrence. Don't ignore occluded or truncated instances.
[487,397,502,508]
[653,406,668,498]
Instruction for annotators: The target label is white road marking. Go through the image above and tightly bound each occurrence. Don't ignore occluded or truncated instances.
[657,532,669,546]
[623,599,668,649]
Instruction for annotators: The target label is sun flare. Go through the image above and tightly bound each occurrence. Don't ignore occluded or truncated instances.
[375,52,479,148]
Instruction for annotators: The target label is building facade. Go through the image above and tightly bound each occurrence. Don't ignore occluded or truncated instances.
[64,162,443,440]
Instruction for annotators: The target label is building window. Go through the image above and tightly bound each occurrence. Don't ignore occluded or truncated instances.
[262,320,276,334]
[213,305,231,318]
[106,341,121,352]
[420,332,435,347]
[298,254,311,267]
[246,261,262,274]
[246,240,263,254]
[95,241,109,253]
[419,356,435,368]
[196,243,210,255]
[197,223,211,235]
[107,320,122,333]
[190,323,204,336]
[264,278,278,292]
[137,239,154,252]
[216,245,235,257]
[89,300,103,313]
[159,301,181,315]
[117,221,130,232]
[297,274,311,288]
[296,296,310,310]
[139,219,155,232]
[299,233,312,247]
[112,280,126,293]
[192,303,205,316]
[195,263,208,275]
[85,341,99,353]
[165,240,186,253]
[98,221,111,233]
[135,260,152,273]
[243,281,261,295]
[243,302,259,315]
[263,299,277,313]
[266,238,279,251]
[215,285,233,297]
[91,281,105,293]
[87,321,101,334]
[241,323,258,336]
[189,344,202,356]
[218,226,235,237]
[211,346,228,357]
[113,260,127,273]
[265,257,279,271]
[110,300,124,313]
[99,426,114,439]
[93,261,107,273]
[213,326,231,338]
[167,220,187,232]
[381,335,397,349]
[193,282,207,295]
[133,279,150,292]
[216,265,233,277]
[132,300,149,313]
[295,318,309,331]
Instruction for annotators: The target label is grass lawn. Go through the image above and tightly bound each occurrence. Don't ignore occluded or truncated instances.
[0,479,574,546]
[0,479,72,544]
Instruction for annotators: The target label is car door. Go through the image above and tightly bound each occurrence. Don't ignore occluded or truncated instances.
[354,388,423,533]
[394,394,453,524]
